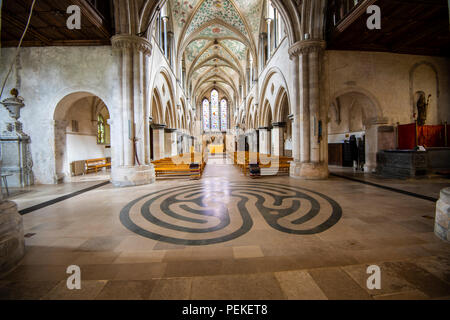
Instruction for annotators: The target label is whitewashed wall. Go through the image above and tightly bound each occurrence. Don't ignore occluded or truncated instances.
[0,46,120,184]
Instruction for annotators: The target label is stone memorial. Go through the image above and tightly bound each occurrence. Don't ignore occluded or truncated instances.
[0,89,26,276]
[0,89,33,188]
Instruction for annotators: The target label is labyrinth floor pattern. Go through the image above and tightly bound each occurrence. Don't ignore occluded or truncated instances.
[120,182,343,246]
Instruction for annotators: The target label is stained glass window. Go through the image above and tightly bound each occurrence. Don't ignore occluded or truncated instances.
[202,90,228,133]
[211,90,219,131]
[220,99,228,132]
[97,114,105,144]
[203,99,210,131]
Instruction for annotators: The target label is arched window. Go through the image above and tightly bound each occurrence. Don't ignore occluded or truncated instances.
[203,99,210,131]
[202,89,228,132]
[211,89,219,131]
[97,114,105,144]
[220,99,228,132]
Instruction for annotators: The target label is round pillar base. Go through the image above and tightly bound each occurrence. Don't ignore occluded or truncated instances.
[0,201,25,278]
[111,165,156,188]
[290,161,329,180]
[435,188,450,242]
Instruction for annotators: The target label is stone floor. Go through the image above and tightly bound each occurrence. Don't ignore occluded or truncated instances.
[0,156,449,300]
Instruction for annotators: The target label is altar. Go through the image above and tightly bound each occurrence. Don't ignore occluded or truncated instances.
[377,148,450,178]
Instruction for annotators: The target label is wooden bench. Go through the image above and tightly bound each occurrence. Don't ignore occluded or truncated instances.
[228,152,292,176]
[152,153,206,179]
[85,158,111,174]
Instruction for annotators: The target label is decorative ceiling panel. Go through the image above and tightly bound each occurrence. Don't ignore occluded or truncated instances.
[198,24,237,38]
[221,39,247,61]
[185,39,211,63]
[172,0,197,29]
[234,0,264,39]
[186,0,248,38]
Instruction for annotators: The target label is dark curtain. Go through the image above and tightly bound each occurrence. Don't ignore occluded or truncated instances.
[418,125,445,148]
[398,123,446,149]
[398,123,416,150]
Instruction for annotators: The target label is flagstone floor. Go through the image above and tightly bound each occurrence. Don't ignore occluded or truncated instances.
[1,156,449,300]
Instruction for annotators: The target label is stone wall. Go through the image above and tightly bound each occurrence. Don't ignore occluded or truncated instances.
[0,46,121,184]
[324,50,450,126]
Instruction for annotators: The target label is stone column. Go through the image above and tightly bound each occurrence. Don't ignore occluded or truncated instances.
[259,127,271,155]
[435,188,450,242]
[291,56,301,162]
[152,124,166,160]
[266,18,272,59]
[165,128,177,158]
[162,16,169,58]
[365,119,389,173]
[288,40,328,179]
[0,164,25,277]
[272,122,285,157]
[111,34,155,187]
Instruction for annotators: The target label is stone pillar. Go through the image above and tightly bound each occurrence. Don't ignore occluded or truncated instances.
[0,163,25,277]
[435,188,450,242]
[365,119,389,173]
[288,40,328,180]
[272,122,285,156]
[111,35,155,187]
[152,124,166,160]
[266,18,272,59]
[291,57,301,162]
[165,128,177,158]
[162,16,169,58]
[259,127,271,155]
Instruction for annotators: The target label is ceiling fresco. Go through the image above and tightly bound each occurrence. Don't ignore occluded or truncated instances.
[197,24,237,38]
[185,39,211,63]
[221,39,246,61]
[168,0,266,106]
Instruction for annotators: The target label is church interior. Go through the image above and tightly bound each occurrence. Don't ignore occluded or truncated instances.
[0,0,449,301]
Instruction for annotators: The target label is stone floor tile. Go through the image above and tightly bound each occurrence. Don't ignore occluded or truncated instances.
[307,267,372,300]
[148,278,192,300]
[274,270,328,300]
[41,280,107,300]
[190,273,286,300]
[233,246,264,259]
[0,281,59,300]
[95,280,155,300]
[383,261,450,298]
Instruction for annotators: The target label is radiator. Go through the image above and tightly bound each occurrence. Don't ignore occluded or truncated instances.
[71,160,86,176]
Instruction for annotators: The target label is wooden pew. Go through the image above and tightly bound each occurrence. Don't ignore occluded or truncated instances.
[227,151,292,176]
[85,158,111,173]
[152,153,206,179]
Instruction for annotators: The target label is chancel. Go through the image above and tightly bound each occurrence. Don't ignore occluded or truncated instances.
[0,0,449,301]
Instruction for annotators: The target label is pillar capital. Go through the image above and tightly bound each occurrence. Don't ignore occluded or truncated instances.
[111,34,152,56]
[288,40,326,59]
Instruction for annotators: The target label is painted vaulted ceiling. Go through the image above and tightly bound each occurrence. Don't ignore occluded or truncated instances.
[169,0,264,104]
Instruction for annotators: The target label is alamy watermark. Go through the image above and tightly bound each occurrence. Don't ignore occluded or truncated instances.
[367,5,381,30]
[66,265,81,290]
[66,5,81,30]
[367,265,381,290]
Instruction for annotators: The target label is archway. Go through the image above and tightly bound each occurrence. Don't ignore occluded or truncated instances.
[327,90,386,172]
[53,92,111,183]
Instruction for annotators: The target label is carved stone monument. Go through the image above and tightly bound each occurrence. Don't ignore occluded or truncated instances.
[0,89,26,276]
[0,89,33,187]
[435,188,450,242]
